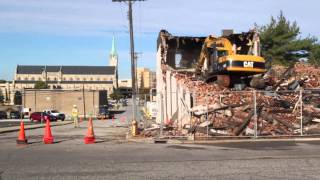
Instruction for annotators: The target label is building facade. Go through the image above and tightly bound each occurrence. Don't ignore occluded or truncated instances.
[14,66,116,93]
[136,67,156,89]
[23,89,108,116]
[118,79,132,88]
[0,81,14,105]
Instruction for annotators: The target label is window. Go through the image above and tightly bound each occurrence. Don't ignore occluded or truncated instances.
[17,77,21,80]
[24,77,28,80]
[217,50,228,57]
[90,77,93,81]
[31,77,35,81]
[83,78,86,81]
[97,78,100,81]
[54,77,57,81]
[70,78,73,81]
[76,78,80,81]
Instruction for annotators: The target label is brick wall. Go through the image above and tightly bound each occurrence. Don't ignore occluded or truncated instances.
[22,89,108,117]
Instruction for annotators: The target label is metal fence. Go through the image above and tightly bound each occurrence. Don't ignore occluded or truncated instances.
[138,89,320,139]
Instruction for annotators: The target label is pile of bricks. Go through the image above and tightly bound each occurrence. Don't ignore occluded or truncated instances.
[175,63,320,136]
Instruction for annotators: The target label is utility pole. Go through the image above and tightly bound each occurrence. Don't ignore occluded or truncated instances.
[23,88,26,108]
[82,84,86,120]
[112,0,146,122]
[34,90,37,112]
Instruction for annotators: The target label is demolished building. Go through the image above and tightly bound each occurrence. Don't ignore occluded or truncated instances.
[151,29,320,138]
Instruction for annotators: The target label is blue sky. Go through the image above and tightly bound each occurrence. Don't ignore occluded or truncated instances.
[0,0,319,80]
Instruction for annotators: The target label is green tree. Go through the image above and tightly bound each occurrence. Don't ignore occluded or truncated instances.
[109,88,123,101]
[14,91,22,105]
[0,90,4,104]
[310,44,320,66]
[259,11,319,65]
[34,81,48,89]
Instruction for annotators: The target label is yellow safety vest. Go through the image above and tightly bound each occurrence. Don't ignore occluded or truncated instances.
[72,108,78,117]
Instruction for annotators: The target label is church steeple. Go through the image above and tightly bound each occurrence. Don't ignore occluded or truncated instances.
[110,36,118,59]
[109,36,118,88]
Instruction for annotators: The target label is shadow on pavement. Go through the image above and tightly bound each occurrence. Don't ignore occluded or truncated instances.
[198,141,297,151]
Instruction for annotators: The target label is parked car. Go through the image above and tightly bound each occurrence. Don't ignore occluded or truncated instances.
[30,112,57,122]
[120,99,128,106]
[0,111,7,119]
[43,110,65,121]
[97,106,113,120]
[22,108,31,118]
[10,111,23,119]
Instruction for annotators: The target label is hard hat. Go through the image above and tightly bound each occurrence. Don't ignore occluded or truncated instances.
[73,105,77,107]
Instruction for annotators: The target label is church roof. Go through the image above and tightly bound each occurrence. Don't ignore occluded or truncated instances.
[16,65,115,75]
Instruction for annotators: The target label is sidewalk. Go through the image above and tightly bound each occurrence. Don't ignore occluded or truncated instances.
[0,120,73,134]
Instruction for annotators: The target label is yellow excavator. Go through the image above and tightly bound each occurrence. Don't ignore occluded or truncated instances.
[195,30,266,88]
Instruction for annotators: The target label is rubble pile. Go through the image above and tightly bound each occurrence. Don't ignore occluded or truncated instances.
[141,63,320,137]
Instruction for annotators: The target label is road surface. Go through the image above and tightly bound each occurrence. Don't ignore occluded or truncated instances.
[1,102,320,179]
[0,119,38,128]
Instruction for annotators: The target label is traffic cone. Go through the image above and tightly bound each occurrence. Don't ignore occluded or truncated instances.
[16,120,28,145]
[120,116,126,123]
[43,118,54,144]
[84,117,95,144]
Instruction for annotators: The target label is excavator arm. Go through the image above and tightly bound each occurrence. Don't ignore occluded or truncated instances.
[196,36,233,75]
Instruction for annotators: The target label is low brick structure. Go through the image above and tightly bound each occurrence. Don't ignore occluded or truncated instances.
[22,89,108,117]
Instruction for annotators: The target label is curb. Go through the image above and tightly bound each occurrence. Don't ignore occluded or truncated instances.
[126,137,320,144]
[185,138,320,144]
[0,121,73,134]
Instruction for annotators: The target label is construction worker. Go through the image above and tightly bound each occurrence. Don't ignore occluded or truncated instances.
[72,105,79,128]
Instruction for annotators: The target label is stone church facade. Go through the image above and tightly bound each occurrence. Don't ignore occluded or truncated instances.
[13,37,119,93]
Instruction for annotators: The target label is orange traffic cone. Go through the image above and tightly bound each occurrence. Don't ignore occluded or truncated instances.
[112,116,115,123]
[84,117,95,144]
[16,120,28,145]
[43,117,54,144]
[120,116,126,123]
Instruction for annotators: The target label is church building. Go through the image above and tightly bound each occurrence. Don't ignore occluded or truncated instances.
[13,37,119,93]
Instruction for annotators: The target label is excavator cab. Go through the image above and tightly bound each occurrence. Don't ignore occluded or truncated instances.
[198,31,266,87]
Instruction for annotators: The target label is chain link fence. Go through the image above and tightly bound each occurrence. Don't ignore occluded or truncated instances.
[137,89,320,139]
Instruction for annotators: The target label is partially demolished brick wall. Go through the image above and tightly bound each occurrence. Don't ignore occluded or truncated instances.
[149,30,320,138]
